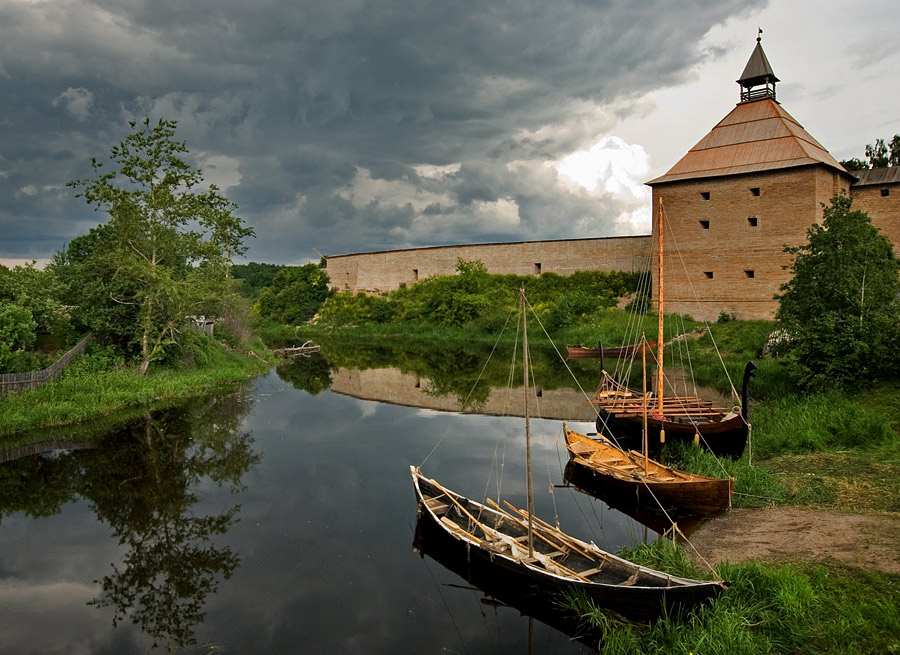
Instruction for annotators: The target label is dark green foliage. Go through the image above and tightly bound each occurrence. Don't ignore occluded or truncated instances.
[840,134,900,169]
[0,262,69,372]
[839,157,870,171]
[567,549,900,655]
[864,134,900,168]
[775,194,900,389]
[63,118,254,375]
[315,258,639,333]
[275,352,332,395]
[255,264,331,325]
[231,262,284,298]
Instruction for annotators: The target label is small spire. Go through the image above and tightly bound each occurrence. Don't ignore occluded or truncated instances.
[737,31,779,103]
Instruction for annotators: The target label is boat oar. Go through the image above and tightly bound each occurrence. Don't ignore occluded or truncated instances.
[484,498,588,560]
[502,500,606,564]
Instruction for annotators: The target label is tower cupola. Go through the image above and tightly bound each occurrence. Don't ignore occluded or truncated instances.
[737,30,779,103]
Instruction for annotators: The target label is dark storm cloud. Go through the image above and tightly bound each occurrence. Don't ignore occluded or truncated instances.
[0,0,763,263]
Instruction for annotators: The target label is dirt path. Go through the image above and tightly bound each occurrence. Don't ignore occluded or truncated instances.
[685,507,900,574]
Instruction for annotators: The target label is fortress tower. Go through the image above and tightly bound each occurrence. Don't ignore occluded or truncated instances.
[328,36,899,314]
[647,35,854,321]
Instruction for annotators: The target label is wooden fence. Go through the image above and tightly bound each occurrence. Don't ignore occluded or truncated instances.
[0,333,93,394]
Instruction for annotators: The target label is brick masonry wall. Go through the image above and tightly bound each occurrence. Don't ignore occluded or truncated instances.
[852,182,900,247]
[650,166,855,321]
[326,167,899,322]
[327,236,652,294]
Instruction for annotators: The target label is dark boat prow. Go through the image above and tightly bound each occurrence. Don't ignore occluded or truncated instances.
[741,361,757,424]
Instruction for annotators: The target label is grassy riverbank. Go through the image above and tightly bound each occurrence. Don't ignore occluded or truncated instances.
[0,335,271,438]
[566,539,900,654]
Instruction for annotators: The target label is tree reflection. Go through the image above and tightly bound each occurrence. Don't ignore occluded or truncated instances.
[275,352,332,394]
[79,394,259,650]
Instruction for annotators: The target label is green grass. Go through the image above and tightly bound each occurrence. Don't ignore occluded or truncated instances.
[0,338,270,437]
[565,540,900,654]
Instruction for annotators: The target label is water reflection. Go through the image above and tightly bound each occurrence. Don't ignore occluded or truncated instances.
[0,391,257,652]
[277,341,602,419]
[0,344,721,653]
[412,511,602,651]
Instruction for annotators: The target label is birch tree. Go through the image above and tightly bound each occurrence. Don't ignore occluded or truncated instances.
[67,119,254,375]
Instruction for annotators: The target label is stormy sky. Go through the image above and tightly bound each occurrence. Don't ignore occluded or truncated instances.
[1,0,898,266]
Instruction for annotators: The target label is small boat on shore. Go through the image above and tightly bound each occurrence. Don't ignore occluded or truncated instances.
[564,426,733,517]
[411,467,726,621]
[566,341,658,360]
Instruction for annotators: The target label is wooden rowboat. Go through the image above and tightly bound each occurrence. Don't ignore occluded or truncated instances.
[411,466,726,621]
[564,426,733,517]
[592,362,756,460]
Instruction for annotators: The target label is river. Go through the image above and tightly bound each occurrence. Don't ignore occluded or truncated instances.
[0,347,706,653]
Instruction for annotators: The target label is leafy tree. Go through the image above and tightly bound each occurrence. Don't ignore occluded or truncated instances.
[840,134,900,170]
[231,261,285,298]
[65,118,254,374]
[775,194,900,389]
[254,263,331,324]
[840,157,870,172]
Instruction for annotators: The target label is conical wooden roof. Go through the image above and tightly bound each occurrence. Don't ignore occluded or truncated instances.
[737,40,779,88]
[647,98,847,185]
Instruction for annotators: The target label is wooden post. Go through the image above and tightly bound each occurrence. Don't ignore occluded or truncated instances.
[521,286,534,558]
[656,197,666,445]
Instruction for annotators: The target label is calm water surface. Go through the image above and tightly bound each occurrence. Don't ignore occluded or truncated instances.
[0,352,667,654]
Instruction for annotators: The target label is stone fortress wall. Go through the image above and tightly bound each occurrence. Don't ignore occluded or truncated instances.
[326,40,900,321]
[326,235,652,295]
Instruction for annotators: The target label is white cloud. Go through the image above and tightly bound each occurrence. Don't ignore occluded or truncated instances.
[51,87,94,121]
[553,135,651,200]
[196,152,242,191]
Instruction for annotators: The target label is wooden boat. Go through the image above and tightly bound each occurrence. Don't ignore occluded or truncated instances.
[412,492,604,647]
[562,461,705,537]
[592,199,756,459]
[411,467,725,621]
[563,426,733,516]
[593,361,756,460]
[410,288,725,622]
[566,341,658,360]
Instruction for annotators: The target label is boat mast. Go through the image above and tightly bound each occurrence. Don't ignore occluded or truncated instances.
[641,333,649,475]
[520,286,534,557]
[656,197,666,444]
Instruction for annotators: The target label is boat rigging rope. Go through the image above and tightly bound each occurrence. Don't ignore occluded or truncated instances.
[523,295,629,453]
[419,310,514,470]
[662,204,739,400]
[633,477,723,582]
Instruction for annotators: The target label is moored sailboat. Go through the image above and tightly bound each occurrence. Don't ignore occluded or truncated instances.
[563,426,733,517]
[591,198,756,459]
[410,288,726,622]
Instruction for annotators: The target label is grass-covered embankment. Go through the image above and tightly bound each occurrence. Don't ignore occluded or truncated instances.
[0,334,271,438]
[566,539,900,654]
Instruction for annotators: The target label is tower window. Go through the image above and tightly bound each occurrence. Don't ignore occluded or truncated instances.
[533,263,542,276]
[750,187,760,197]
[703,271,714,279]
[699,220,710,229]
[700,191,710,200]
[747,216,758,227]
[745,270,755,278]
[413,269,419,281]
[881,188,890,197]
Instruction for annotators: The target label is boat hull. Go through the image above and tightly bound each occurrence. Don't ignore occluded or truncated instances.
[562,462,705,536]
[564,428,733,516]
[411,467,725,622]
